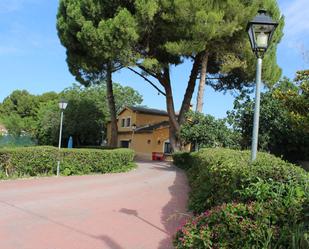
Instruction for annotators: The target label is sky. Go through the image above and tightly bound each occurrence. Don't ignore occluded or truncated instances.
[0,0,308,118]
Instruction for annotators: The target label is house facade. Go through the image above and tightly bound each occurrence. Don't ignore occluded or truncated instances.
[106,106,172,160]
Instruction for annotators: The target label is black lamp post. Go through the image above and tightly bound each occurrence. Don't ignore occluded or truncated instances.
[247,10,278,162]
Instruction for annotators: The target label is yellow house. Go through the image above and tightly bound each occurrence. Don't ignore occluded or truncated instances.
[106,106,172,160]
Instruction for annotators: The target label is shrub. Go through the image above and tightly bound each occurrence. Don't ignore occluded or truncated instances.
[174,202,278,249]
[61,148,135,175]
[175,199,308,249]
[173,148,309,248]
[0,146,58,177]
[180,111,241,149]
[0,146,135,178]
[174,148,307,213]
[172,152,194,170]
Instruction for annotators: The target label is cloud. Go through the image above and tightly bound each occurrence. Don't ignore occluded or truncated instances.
[281,0,309,38]
[0,22,59,56]
[278,0,309,66]
[0,0,41,13]
[0,46,21,55]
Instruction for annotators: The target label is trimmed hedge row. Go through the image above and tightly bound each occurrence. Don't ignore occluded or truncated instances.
[0,146,135,178]
[174,148,307,213]
[173,148,309,249]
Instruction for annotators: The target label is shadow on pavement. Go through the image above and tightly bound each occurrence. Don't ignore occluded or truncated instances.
[119,208,169,235]
[96,235,124,249]
[157,164,191,249]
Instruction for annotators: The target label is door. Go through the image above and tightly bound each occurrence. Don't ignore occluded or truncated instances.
[120,140,130,148]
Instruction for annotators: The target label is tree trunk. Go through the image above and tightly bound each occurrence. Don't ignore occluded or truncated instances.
[159,68,181,152]
[196,51,209,112]
[161,68,179,132]
[178,53,203,125]
[138,55,202,152]
[106,63,118,147]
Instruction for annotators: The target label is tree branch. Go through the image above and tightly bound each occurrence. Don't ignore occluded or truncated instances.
[136,64,161,80]
[112,65,124,73]
[127,67,166,96]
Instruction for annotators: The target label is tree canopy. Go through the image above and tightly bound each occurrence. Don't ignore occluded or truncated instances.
[227,76,309,162]
[0,83,142,146]
[274,70,309,133]
[180,111,241,150]
[57,0,284,151]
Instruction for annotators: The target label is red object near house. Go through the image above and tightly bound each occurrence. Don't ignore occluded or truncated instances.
[152,152,165,161]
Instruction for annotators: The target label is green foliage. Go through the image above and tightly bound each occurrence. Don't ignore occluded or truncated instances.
[274,69,309,133]
[174,202,277,249]
[0,147,135,178]
[0,90,54,138]
[228,80,309,162]
[61,148,135,175]
[0,90,39,118]
[173,148,309,248]
[57,0,138,84]
[180,111,241,149]
[56,1,284,152]
[138,0,283,87]
[172,152,193,170]
[175,148,307,213]
[0,83,142,146]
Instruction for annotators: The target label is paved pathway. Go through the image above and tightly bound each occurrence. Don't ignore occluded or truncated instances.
[0,161,189,249]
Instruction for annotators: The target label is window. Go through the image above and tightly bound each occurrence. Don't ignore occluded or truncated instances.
[120,117,131,127]
[164,142,172,154]
[126,118,131,127]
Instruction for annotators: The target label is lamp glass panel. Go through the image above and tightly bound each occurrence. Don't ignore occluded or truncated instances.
[256,32,269,48]
[253,24,271,49]
[59,101,68,110]
[248,25,256,50]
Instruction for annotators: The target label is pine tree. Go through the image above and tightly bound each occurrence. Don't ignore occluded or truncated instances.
[57,0,138,146]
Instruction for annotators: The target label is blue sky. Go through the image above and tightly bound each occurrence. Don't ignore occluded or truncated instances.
[0,0,308,118]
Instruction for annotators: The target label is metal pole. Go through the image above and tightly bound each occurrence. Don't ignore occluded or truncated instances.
[131,129,135,149]
[57,110,64,176]
[251,57,263,162]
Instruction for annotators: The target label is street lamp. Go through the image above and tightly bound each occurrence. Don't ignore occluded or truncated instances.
[247,10,278,162]
[131,124,137,149]
[57,98,68,176]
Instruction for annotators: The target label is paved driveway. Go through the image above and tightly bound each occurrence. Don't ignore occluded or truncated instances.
[0,161,189,249]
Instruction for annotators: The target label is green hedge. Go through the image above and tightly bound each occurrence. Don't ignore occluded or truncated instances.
[174,148,307,213]
[0,146,135,178]
[173,148,309,249]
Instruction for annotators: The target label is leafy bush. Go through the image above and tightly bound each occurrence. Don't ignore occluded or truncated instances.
[173,148,309,248]
[0,146,135,178]
[61,148,135,175]
[174,148,307,213]
[172,152,193,170]
[180,111,241,149]
[174,202,278,249]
